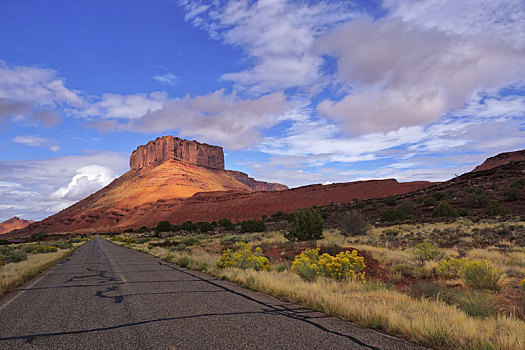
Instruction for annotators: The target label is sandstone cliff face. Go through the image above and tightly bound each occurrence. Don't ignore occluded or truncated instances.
[130,136,225,170]
[225,170,288,191]
[0,216,34,234]
[473,150,525,172]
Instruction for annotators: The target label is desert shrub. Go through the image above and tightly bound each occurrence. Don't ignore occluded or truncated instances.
[156,221,172,233]
[139,226,149,233]
[291,248,366,282]
[177,256,191,267]
[220,235,245,246]
[181,221,198,232]
[51,241,73,249]
[271,211,284,219]
[412,240,441,265]
[171,243,190,252]
[456,208,469,217]
[466,188,488,208]
[179,237,199,246]
[21,245,36,253]
[355,200,366,209]
[30,231,47,241]
[240,220,266,233]
[438,257,467,278]
[384,227,401,236]
[216,242,270,271]
[399,201,415,219]
[486,200,508,216]
[124,228,134,233]
[380,209,404,223]
[274,261,291,272]
[33,245,58,254]
[432,202,456,218]
[423,197,437,207]
[219,218,236,231]
[384,196,397,206]
[338,211,368,237]
[461,259,503,290]
[510,177,525,189]
[0,246,27,263]
[432,191,445,201]
[392,264,413,276]
[521,278,525,290]
[363,281,395,292]
[284,208,324,242]
[504,187,518,202]
[0,239,9,245]
[197,222,214,232]
[321,212,330,220]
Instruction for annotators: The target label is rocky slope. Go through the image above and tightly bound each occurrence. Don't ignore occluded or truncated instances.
[225,170,288,191]
[0,217,34,234]
[473,150,525,172]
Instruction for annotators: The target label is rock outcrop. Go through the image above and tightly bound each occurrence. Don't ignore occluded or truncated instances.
[473,150,525,172]
[225,170,288,191]
[130,136,225,170]
[0,217,34,234]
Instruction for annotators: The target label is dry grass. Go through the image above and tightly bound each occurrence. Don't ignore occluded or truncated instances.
[114,238,525,349]
[0,244,80,297]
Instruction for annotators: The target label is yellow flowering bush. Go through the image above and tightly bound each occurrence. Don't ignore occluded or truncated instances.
[291,248,366,282]
[216,242,271,271]
[437,257,468,278]
[461,259,503,290]
[520,278,525,290]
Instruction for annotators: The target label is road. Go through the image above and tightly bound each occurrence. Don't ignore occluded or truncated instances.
[0,238,427,349]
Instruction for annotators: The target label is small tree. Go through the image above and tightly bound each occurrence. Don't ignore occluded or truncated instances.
[486,200,507,216]
[338,211,368,238]
[284,208,324,242]
[156,221,172,233]
[240,220,266,233]
[503,187,518,202]
[219,218,236,231]
[432,202,456,218]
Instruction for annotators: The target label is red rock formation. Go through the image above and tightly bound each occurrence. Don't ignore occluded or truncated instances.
[225,170,288,191]
[473,150,525,172]
[0,217,34,234]
[130,136,225,170]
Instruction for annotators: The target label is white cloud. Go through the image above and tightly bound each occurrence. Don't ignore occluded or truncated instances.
[81,92,167,120]
[90,89,294,150]
[12,135,51,147]
[49,165,116,202]
[0,152,128,221]
[153,73,181,86]
[384,0,525,49]
[181,0,354,93]
[50,145,60,153]
[314,17,525,133]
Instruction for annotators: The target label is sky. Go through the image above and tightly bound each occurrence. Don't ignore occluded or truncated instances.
[0,0,524,222]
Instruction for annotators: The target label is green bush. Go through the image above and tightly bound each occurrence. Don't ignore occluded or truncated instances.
[181,221,198,232]
[271,211,284,219]
[51,241,73,249]
[461,259,502,290]
[217,242,270,271]
[466,188,488,208]
[456,208,469,217]
[338,211,368,237]
[384,196,397,206]
[218,218,236,231]
[432,202,456,218]
[432,192,445,201]
[503,187,518,202]
[156,221,172,233]
[486,200,508,216]
[181,237,201,246]
[0,239,9,245]
[30,231,47,241]
[33,245,58,253]
[240,220,266,233]
[220,235,245,246]
[355,200,366,209]
[284,208,324,242]
[510,177,525,189]
[380,209,404,223]
[0,246,27,263]
[423,197,437,207]
[412,240,441,265]
[139,226,149,233]
[399,201,415,219]
[197,222,214,232]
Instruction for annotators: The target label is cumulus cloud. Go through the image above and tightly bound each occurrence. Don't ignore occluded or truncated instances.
[0,152,128,221]
[181,0,354,93]
[314,17,525,133]
[49,165,116,201]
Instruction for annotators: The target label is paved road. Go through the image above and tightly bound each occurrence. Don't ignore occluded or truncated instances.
[0,238,427,349]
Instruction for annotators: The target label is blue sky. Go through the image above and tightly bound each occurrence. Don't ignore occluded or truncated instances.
[0,0,524,221]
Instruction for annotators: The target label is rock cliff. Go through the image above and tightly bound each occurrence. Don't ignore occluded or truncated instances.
[473,150,525,172]
[225,170,288,191]
[130,136,225,170]
[0,216,34,234]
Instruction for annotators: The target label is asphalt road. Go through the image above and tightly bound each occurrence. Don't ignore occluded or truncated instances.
[0,238,427,349]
